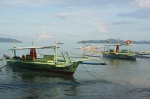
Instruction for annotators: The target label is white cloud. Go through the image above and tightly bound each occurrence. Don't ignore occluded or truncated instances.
[96,22,114,38]
[97,22,109,33]
[38,31,52,40]
[0,0,69,8]
[132,0,150,8]
[118,10,150,20]
[107,4,115,8]
[111,21,135,25]
[55,13,75,19]
[29,23,53,26]
[53,11,102,19]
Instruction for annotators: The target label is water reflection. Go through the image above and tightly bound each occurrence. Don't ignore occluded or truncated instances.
[0,65,78,99]
[103,58,137,67]
[99,58,139,85]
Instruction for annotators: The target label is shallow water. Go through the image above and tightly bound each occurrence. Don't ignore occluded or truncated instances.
[0,43,150,99]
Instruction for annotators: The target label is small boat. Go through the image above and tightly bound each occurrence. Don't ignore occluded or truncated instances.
[75,43,103,57]
[57,41,64,44]
[2,42,83,75]
[102,40,137,60]
[137,50,150,58]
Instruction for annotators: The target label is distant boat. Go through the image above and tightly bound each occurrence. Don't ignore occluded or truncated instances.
[102,40,137,60]
[137,50,150,58]
[2,42,83,75]
[75,43,104,57]
[57,41,64,44]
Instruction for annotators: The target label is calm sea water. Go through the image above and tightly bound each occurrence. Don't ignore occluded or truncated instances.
[0,42,150,99]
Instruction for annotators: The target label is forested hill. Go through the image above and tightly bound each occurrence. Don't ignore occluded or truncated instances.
[0,38,22,43]
[77,39,150,44]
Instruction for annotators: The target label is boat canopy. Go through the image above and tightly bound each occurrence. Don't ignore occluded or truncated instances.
[105,43,133,46]
[9,46,60,50]
[105,44,122,46]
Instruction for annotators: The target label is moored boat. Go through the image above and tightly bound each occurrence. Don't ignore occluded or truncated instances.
[75,43,103,57]
[57,41,64,44]
[2,42,83,75]
[102,40,137,60]
[137,50,150,58]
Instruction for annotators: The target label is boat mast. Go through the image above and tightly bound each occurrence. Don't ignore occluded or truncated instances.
[116,38,120,52]
[105,40,110,52]
[104,44,106,52]
[12,40,16,58]
[54,41,57,62]
[32,39,35,61]
[117,38,120,45]
[128,44,130,53]
[32,38,34,47]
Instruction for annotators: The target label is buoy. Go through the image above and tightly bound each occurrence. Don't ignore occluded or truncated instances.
[126,40,131,45]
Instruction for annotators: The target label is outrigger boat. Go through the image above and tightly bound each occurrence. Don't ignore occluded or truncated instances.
[75,43,103,57]
[74,43,106,65]
[102,40,137,60]
[57,41,64,44]
[2,42,83,75]
[137,50,150,58]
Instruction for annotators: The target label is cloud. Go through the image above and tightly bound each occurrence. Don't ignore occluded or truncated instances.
[132,0,150,8]
[55,12,76,19]
[67,34,96,36]
[111,21,135,25]
[97,22,109,33]
[52,11,107,19]
[38,31,52,41]
[118,9,150,20]
[29,23,53,26]
[107,4,115,8]
[0,0,69,8]
[0,0,129,10]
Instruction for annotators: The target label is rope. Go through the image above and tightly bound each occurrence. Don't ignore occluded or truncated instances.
[0,57,6,71]
[0,65,6,70]
[0,48,11,70]
[81,64,102,81]
[36,51,44,56]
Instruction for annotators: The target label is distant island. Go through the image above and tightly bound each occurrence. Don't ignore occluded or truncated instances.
[77,39,150,44]
[0,38,23,43]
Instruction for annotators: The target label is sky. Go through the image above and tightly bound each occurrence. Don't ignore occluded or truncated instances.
[0,0,150,43]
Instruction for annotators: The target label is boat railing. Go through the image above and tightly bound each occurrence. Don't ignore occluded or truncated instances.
[43,55,55,60]
[120,49,135,53]
[61,52,72,63]
[109,49,114,52]
[37,55,55,63]
[121,49,128,53]
[13,56,20,59]
[26,55,33,60]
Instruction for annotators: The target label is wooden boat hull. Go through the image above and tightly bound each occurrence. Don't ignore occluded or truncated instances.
[6,59,82,75]
[103,52,137,60]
